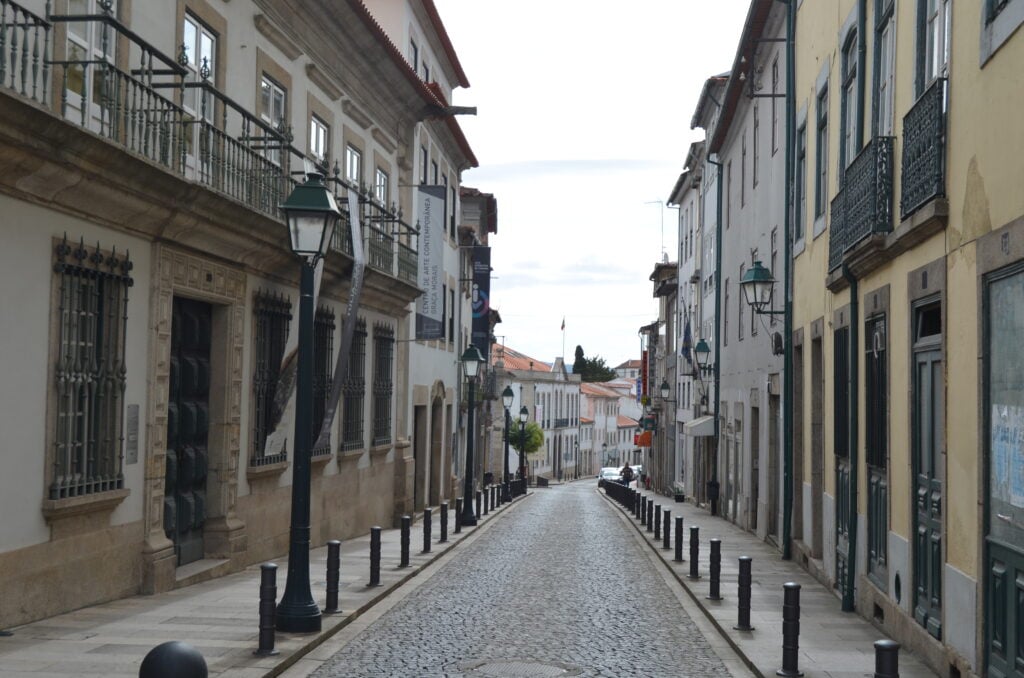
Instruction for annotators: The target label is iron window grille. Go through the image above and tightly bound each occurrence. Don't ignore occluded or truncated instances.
[372,324,395,446]
[312,305,335,458]
[341,319,366,451]
[51,236,132,499]
[251,290,291,466]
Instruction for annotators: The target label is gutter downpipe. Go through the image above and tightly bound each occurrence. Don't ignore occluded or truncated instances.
[707,154,724,518]
[781,0,796,561]
[842,264,860,612]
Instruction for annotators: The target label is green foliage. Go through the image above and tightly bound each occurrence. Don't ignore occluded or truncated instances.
[574,351,617,382]
[572,345,586,375]
[510,421,544,456]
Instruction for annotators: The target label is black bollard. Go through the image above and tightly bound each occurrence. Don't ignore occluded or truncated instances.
[708,538,722,600]
[253,564,279,656]
[654,505,662,540]
[674,515,685,562]
[368,526,382,587]
[141,641,208,678]
[735,556,754,630]
[873,640,900,678]
[475,490,482,519]
[688,525,701,579]
[400,515,411,567]
[777,582,803,677]
[635,492,641,519]
[640,495,647,522]
[439,501,449,543]
[493,485,499,507]
[483,487,490,515]
[422,507,432,554]
[646,501,654,533]
[324,540,341,614]
[454,497,463,533]
[662,510,671,550]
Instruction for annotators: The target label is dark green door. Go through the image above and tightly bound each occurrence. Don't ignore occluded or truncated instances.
[834,327,852,590]
[912,301,943,640]
[985,265,1024,678]
[164,297,211,567]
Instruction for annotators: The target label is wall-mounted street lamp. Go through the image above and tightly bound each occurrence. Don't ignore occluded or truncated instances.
[276,172,341,634]
[501,385,514,503]
[460,345,484,527]
[740,260,783,316]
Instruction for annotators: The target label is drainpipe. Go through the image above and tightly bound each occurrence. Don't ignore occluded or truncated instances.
[706,155,724,517]
[781,0,796,561]
[842,266,860,612]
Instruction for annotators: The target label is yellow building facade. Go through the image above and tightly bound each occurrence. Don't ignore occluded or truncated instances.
[791,1,1024,675]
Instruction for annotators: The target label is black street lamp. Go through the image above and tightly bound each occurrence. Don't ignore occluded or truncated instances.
[461,345,484,526]
[518,405,528,485]
[602,442,608,466]
[501,385,514,502]
[276,172,341,633]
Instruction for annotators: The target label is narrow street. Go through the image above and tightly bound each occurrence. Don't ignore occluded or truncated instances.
[307,483,748,677]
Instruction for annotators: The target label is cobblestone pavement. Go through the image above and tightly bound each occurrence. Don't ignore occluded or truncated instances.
[310,483,746,677]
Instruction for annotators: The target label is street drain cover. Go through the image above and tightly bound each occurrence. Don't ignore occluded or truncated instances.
[458,659,582,677]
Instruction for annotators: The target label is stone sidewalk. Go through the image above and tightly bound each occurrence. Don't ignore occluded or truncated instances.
[0,492,522,677]
[605,486,938,678]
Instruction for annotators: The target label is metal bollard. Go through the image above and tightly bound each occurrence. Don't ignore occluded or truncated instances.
[324,540,341,614]
[454,498,463,534]
[493,485,499,507]
[483,487,490,515]
[640,495,647,522]
[635,491,641,519]
[674,515,685,562]
[254,563,279,656]
[141,641,209,678]
[777,582,803,677]
[735,556,754,630]
[662,510,671,550]
[399,515,411,567]
[368,526,382,587]
[476,490,482,518]
[688,525,701,579]
[646,501,654,532]
[422,507,432,554]
[708,538,722,600]
[654,505,662,540]
[439,501,449,543]
[873,639,900,678]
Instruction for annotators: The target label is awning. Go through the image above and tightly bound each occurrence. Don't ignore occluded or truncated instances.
[684,415,715,437]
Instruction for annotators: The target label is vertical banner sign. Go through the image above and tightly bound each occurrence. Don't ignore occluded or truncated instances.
[641,350,649,399]
[416,185,446,339]
[471,246,491,361]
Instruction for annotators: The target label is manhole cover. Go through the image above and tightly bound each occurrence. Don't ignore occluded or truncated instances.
[458,659,582,677]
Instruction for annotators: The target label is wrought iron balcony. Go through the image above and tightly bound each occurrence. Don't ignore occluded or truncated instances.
[900,78,946,220]
[827,136,895,272]
[0,1,51,105]
[553,417,570,429]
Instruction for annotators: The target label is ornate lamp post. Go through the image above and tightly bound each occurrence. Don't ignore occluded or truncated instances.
[518,405,528,485]
[501,385,514,502]
[460,345,484,527]
[276,172,341,633]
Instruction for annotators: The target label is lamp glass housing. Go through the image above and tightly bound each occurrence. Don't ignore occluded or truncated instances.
[694,338,711,370]
[461,345,484,377]
[280,173,341,259]
[519,405,528,423]
[501,385,514,409]
[740,260,775,311]
[660,380,671,400]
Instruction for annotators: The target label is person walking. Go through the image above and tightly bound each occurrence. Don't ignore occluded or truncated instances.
[620,464,635,487]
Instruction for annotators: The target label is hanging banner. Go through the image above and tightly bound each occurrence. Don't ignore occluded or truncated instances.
[640,350,649,398]
[416,185,446,339]
[471,246,491,361]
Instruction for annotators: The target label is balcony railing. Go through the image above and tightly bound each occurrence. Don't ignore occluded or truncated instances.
[554,417,570,429]
[0,1,420,283]
[900,78,946,219]
[827,136,895,272]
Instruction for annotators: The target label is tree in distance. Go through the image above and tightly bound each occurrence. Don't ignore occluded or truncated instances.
[572,345,617,382]
[510,421,544,456]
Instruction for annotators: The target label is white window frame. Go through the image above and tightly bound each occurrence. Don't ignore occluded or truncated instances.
[310,115,329,164]
[346,144,362,186]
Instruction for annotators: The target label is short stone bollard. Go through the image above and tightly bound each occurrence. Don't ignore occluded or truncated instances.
[475,490,482,518]
[734,556,754,630]
[654,505,662,540]
[674,516,685,562]
[399,515,411,567]
[324,540,341,614]
[873,639,900,678]
[688,525,701,579]
[422,507,433,554]
[777,582,803,677]
[368,527,382,587]
[254,563,279,656]
[493,485,499,507]
[140,641,208,678]
[439,501,449,543]
[662,510,671,550]
[707,538,723,600]
[454,498,463,534]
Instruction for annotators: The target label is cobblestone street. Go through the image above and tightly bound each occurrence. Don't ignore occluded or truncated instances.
[310,484,747,677]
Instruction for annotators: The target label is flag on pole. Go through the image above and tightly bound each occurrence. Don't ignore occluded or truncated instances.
[560,317,565,331]
[681,319,693,365]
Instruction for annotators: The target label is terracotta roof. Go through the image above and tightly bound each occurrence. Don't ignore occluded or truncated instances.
[615,359,642,369]
[581,382,619,398]
[579,416,594,425]
[423,0,470,88]
[492,343,550,372]
[617,415,640,428]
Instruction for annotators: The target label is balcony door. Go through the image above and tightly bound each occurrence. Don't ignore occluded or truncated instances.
[182,13,217,182]
[63,0,117,132]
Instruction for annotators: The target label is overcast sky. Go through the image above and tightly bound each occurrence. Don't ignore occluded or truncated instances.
[434,0,750,368]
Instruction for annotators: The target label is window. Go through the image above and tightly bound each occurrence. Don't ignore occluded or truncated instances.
[409,38,419,72]
[342,320,366,451]
[312,306,335,457]
[431,161,439,186]
[726,161,732,228]
[753,105,760,187]
[875,4,896,136]
[840,32,859,170]
[420,146,428,184]
[182,12,216,144]
[65,0,117,122]
[770,229,778,327]
[771,57,779,154]
[252,291,292,465]
[449,287,455,341]
[738,264,745,341]
[796,123,807,240]
[815,85,829,218]
[310,115,329,164]
[51,237,132,498]
[919,0,950,93]
[372,324,394,445]
[449,185,457,237]
[442,174,449,234]
[374,168,389,205]
[346,145,362,187]
[741,133,747,206]
[423,60,430,83]
[724,279,730,347]
[259,76,286,165]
